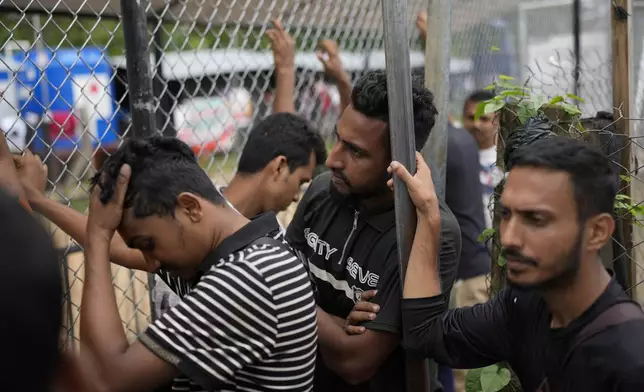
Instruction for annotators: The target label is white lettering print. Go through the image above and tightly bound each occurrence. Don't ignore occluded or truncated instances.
[346,257,379,288]
[304,228,338,261]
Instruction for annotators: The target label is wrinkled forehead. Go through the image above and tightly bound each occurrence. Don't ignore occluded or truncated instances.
[502,166,576,215]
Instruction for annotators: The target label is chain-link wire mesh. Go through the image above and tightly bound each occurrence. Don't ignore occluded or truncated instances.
[0,0,642,351]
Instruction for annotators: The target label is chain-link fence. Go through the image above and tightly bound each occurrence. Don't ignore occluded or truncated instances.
[0,0,642,349]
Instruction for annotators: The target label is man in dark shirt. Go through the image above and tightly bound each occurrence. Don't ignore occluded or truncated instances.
[286,70,461,391]
[445,124,491,285]
[389,136,644,391]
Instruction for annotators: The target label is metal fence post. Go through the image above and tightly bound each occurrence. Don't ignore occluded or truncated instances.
[120,0,158,320]
[381,1,430,391]
[421,0,451,202]
[573,0,581,98]
[121,0,157,139]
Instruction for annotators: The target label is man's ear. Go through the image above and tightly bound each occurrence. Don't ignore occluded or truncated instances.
[584,212,615,252]
[267,155,288,180]
[177,192,203,223]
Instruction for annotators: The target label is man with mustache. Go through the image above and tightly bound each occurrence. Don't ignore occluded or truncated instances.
[285,69,461,391]
[352,136,644,391]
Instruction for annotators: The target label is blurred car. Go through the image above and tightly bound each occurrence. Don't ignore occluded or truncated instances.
[173,87,253,156]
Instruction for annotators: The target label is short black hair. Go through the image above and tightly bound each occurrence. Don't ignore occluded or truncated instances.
[237,112,327,174]
[91,136,226,218]
[0,189,62,391]
[350,70,438,151]
[507,136,619,221]
[465,90,495,106]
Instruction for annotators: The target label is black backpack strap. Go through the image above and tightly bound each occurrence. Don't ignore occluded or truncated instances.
[563,300,644,365]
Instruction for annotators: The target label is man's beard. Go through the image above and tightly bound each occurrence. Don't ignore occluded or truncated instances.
[505,229,583,292]
[328,169,391,208]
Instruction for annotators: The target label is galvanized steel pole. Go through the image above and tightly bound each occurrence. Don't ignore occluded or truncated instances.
[381,0,431,391]
[421,0,451,202]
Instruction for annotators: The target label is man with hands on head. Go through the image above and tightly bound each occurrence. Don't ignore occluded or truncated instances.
[77,136,318,392]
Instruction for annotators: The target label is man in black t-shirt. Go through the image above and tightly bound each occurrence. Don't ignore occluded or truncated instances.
[356,136,644,391]
[285,70,461,391]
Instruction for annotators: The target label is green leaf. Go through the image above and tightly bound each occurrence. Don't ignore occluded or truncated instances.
[483,84,496,91]
[516,104,536,124]
[621,175,632,183]
[497,254,507,267]
[465,368,484,392]
[549,96,565,105]
[565,93,586,103]
[474,101,488,121]
[490,45,501,52]
[500,89,528,97]
[560,102,582,116]
[615,194,631,201]
[499,74,515,81]
[484,99,506,115]
[531,95,549,111]
[477,228,496,244]
[496,81,522,91]
[480,365,512,392]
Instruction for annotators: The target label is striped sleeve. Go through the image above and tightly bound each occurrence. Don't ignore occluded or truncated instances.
[140,261,279,390]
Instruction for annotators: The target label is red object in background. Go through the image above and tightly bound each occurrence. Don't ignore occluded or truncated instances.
[47,111,77,141]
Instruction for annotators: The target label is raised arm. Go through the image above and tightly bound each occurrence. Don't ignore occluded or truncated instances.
[14,150,147,271]
[316,40,352,113]
[391,153,513,369]
[267,19,296,114]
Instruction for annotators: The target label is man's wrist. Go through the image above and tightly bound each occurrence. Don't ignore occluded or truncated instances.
[336,73,351,87]
[87,228,114,249]
[276,65,295,75]
[416,211,440,232]
[26,193,47,210]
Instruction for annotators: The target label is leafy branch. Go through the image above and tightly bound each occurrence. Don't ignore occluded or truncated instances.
[474,75,585,124]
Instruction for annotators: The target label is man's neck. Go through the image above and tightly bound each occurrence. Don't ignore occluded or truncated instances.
[542,258,611,329]
[223,174,265,219]
[208,206,251,252]
[358,191,394,213]
[479,140,495,151]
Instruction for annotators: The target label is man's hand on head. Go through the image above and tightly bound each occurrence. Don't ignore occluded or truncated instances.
[266,19,295,71]
[87,164,131,242]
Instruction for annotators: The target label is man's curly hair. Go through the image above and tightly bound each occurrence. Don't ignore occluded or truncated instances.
[90,136,225,218]
[351,70,438,151]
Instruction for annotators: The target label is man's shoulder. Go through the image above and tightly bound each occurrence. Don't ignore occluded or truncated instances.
[305,171,332,199]
[575,318,644,386]
[582,316,644,354]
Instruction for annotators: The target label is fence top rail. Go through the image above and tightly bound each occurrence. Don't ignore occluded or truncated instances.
[109,49,473,80]
[2,0,518,32]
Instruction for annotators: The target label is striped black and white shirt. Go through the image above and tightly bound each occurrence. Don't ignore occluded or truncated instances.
[141,212,318,391]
